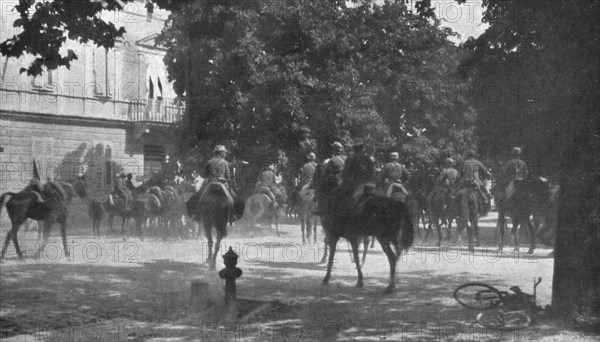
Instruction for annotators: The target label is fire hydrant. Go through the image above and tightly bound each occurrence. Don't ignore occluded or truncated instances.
[218,247,242,304]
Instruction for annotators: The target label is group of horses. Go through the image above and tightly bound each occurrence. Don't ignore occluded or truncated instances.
[402,172,559,255]
[0,167,558,293]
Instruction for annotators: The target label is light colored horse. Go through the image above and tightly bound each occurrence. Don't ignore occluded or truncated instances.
[297,184,318,244]
[242,191,280,236]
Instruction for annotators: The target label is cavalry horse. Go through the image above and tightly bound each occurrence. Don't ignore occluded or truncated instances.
[186,182,244,269]
[427,187,459,246]
[319,184,415,293]
[1,177,87,260]
[456,186,480,254]
[495,177,552,254]
[88,182,161,239]
[297,184,318,244]
[242,185,287,236]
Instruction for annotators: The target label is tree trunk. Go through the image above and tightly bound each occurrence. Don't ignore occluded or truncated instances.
[551,136,600,322]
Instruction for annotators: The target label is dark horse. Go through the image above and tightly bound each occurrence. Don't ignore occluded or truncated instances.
[495,178,551,254]
[456,186,480,254]
[1,177,87,260]
[319,184,414,293]
[186,183,244,270]
[427,187,459,246]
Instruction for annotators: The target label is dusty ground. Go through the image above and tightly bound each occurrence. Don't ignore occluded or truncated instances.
[1,211,598,341]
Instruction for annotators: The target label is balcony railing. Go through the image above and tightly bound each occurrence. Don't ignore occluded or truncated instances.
[128,98,185,123]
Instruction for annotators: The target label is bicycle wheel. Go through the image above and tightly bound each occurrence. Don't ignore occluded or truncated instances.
[454,283,502,310]
[476,311,531,331]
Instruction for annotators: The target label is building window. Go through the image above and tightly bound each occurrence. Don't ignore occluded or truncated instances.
[144,145,165,180]
[31,69,54,91]
[148,76,154,99]
[93,48,111,97]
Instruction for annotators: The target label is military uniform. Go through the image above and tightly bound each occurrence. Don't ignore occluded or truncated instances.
[199,147,235,217]
[378,161,410,188]
[255,166,283,208]
[299,161,317,186]
[458,156,492,213]
[501,157,528,199]
[113,175,132,209]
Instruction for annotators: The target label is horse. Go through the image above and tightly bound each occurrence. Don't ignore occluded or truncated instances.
[427,187,459,246]
[242,185,287,236]
[297,185,318,244]
[495,178,551,254]
[456,186,480,254]
[319,184,414,293]
[1,177,87,260]
[187,183,244,269]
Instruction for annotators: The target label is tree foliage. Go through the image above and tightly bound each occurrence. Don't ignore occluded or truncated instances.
[458,0,600,321]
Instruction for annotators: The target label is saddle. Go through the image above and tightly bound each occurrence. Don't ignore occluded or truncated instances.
[386,182,409,201]
[26,190,51,221]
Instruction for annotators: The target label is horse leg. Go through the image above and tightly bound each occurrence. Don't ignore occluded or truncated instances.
[512,218,520,252]
[319,231,329,264]
[204,222,215,270]
[108,214,115,233]
[300,214,306,244]
[321,235,339,285]
[312,215,318,244]
[274,215,280,237]
[349,237,364,288]
[213,224,226,270]
[498,209,505,251]
[377,237,398,294]
[525,217,536,254]
[361,236,369,266]
[60,219,69,258]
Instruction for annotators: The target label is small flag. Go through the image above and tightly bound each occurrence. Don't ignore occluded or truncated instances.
[33,159,40,181]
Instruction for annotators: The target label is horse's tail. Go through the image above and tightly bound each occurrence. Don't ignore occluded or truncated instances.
[0,192,14,218]
[398,200,415,251]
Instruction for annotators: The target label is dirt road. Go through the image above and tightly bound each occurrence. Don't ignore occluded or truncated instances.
[1,212,597,341]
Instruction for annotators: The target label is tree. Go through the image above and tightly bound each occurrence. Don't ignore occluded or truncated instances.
[459,0,600,322]
[0,0,133,76]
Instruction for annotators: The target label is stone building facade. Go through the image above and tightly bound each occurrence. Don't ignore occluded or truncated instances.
[0,0,182,197]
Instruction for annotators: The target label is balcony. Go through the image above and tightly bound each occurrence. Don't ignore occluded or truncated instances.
[127,98,185,123]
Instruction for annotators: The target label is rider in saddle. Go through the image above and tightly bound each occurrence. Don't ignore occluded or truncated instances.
[333,138,375,215]
[125,173,136,192]
[113,172,132,210]
[500,147,528,201]
[457,149,492,215]
[255,161,283,210]
[297,153,317,192]
[312,142,345,214]
[377,152,411,197]
[198,145,235,218]
[428,157,459,204]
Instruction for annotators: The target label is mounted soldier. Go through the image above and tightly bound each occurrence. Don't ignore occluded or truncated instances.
[312,142,346,215]
[377,152,411,198]
[112,172,132,210]
[427,157,459,205]
[457,149,492,215]
[499,147,528,201]
[255,161,284,210]
[331,138,375,215]
[198,145,235,219]
[299,153,317,189]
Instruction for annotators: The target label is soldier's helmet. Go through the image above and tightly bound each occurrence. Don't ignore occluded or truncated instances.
[307,153,316,160]
[390,152,399,160]
[512,147,522,156]
[466,149,477,158]
[119,171,127,178]
[214,145,227,154]
[332,141,343,151]
[445,158,454,166]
